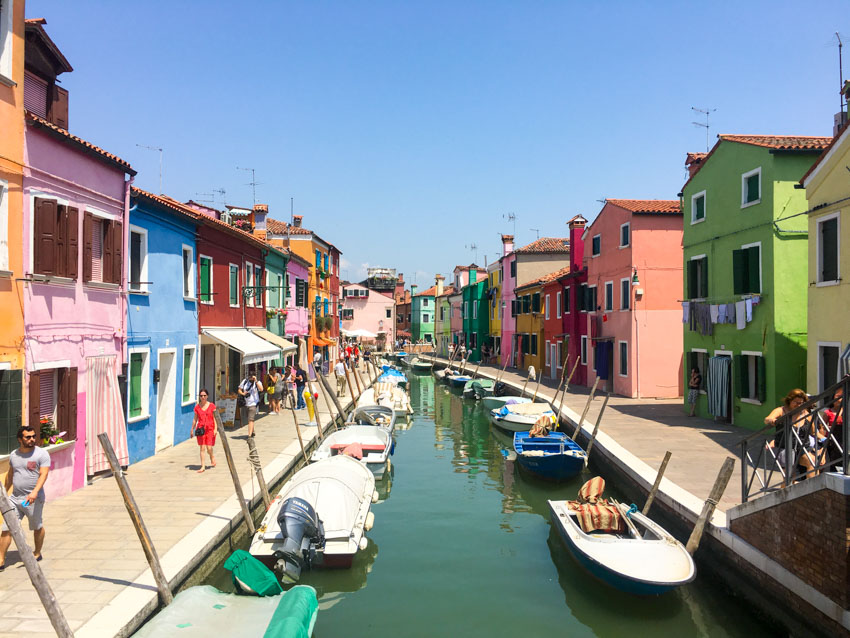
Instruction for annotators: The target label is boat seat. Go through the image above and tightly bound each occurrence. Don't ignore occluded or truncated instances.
[566,502,624,534]
[331,443,386,452]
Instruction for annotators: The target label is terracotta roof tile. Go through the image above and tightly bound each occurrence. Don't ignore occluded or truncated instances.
[685,152,707,165]
[718,134,832,151]
[515,237,570,254]
[266,218,312,235]
[606,199,681,214]
[26,112,135,174]
[800,122,850,186]
[414,285,438,297]
[515,265,572,291]
[131,187,198,221]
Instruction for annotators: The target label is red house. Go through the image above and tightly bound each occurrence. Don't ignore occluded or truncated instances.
[542,266,571,381]
[559,215,590,387]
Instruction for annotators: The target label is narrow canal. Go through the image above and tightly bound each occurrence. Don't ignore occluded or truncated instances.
[207,373,774,637]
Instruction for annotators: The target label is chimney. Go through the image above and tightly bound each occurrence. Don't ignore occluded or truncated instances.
[501,234,514,256]
[567,215,587,273]
[833,80,850,136]
[685,153,705,178]
[411,284,418,297]
[435,274,444,297]
[293,215,303,228]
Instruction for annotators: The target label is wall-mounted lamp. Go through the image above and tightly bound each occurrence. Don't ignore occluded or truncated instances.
[632,268,640,286]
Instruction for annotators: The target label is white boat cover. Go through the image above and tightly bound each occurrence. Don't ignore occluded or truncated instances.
[504,402,553,415]
[202,328,280,365]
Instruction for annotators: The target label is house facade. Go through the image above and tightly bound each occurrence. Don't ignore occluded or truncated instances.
[513,279,544,373]
[559,216,589,387]
[682,134,830,428]
[487,260,502,360]
[584,199,683,398]
[395,287,411,342]
[433,276,454,357]
[542,267,571,381]
[283,251,311,368]
[341,283,395,347]
[499,236,516,366]
[411,285,436,342]
[461,271,488,362]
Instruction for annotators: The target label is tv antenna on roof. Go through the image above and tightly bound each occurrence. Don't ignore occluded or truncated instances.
[529,228,540,239]
[691,107,716,152]
[465,242,478,263]
[136,144,163,194]
[236,166,262,204]
[503,212,517,238]
[837,33,846,119]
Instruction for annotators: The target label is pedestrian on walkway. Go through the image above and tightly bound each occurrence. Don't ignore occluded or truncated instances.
[334,358,347,396]
[271,368,286,414]
[191,389,217,472]
[294,366,307,409]
[687,367,702,417]
[313,350,323,375]
[238,374,263,437]
[0,425,50,570]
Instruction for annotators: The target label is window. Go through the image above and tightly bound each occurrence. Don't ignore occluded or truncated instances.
[464,301,468,318]
[545,294,551,319]
[315,249,321,268]
[604,281,613,312]
[277,273,284,309]
[687,255,708,299]
[199,255,213,304]
[254,265,263,307]
[578,284,587,311]
[532,293,541,313]
[472,302,477,320]
[530,334,538,356]
[563,287,570,314]
[295,279,307,307]
[128,226,148,293]
[0,179,8,271]
[423,298,429,307]
[580,336,588,365]
[323,253,328,271]
[0,369,23,454]
[587,285,597,312]
[0,0,13,83]
[592,235,601,257]
[84,211,122,284]
[182,246,194,298]
[817,214,839,284]
[691,191,706,224]
[818,343,840,392]
[265,268,273,307]
[128,349,150,421]
[182,346,196,405]
[32,197,79,279]
[732,243,761,295]
[619,341,628,377]
[423,313,430,323]
[620,278,630,310]
[741,167,761,207]
[386,308,392,319]
[26,367,77,446]
[407,313,411,322]
[736,352,766,403]
[545,340,551,366]
[688,350,708,391]
[558,340,566,368]
[620,222,630,248]
[470,333,477,349]
[397,313,403,324]
[556,292,561,318]
[510,261,516,278]
[440,306,445,321]
[342,308,354,320]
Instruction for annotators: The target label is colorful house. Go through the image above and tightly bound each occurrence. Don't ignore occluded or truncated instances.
[125,189,199,463]
[486,260,502,360]
[584,199,684,398]
[22,19,136,496]
[283,250,311,368]
[261,243,297,370]
[542,267,572,381]
[461,270,488,362]
[341,283,395,348]
[449,287,463,348]
[681,134,831,428]
[559,216,589,387]
[433,276,454,357]
[411,285,436,343]
[499,235,516,366]
[802,102,850,392]
[0,0,26,457]
[513,278,544,373]
[395,286,411,343]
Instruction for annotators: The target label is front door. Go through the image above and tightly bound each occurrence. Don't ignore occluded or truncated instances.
[155,351,176,451]
[201,344,216,402]
[550,343,558,380]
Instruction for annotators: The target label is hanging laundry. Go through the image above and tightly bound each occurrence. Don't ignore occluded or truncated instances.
[682,301,690,323]
[752,295,761,306]
[726,303,736,324]
[718,304,727,324]
[709,305,719,324]
[736,300,747,330]
[745,298,753,322]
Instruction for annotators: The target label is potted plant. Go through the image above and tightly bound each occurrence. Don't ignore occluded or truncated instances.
[266,309,277,319]
[39,417,66,447]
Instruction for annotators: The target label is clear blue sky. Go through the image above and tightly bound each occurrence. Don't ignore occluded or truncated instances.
[37,1,847,286]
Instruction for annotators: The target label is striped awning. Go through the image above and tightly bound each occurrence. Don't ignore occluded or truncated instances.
[841,344,850,376]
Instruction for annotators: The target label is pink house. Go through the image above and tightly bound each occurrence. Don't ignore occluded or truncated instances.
[499,235,516,366]
[583,199,683,398]
[285,251,310,367]
[341,283,395,349]
[21,21,135,498]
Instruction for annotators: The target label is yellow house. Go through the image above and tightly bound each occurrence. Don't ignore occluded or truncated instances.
[513,280,544,375]
[802,99,850,393]
[487,261,502,357]
[0,0,26,455]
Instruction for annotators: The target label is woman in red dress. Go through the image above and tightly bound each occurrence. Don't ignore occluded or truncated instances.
[192,389,217,473]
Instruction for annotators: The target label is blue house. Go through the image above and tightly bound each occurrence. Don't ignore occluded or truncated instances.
[125,188,200,463]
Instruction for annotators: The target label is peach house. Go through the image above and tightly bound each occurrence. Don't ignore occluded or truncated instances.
[583,199,683,398]
[341,283,395,347]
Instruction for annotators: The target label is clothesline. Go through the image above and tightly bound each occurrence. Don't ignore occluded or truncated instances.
[675,293,766,304]
[683,296,762,335]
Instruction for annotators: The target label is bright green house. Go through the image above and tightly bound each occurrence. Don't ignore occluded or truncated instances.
[412,285,436,342]
[681,134,831,429]
[462,273,489,362]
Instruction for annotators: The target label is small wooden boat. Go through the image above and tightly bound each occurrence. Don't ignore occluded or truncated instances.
[345,405,397,434]
[513,430,586,481]
[377,366,408,388]
[548,478,696,595]
[481,395,532,411]
[447,373,471,388]
[311,425,394,478]
[409,356,432,372]
[489,402,555,432]
[462,378,494,399]
[250,456,377,583]
[357,382,411,417]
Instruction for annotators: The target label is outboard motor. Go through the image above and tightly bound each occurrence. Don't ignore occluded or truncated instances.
[273,497,325,583]
[494,381,507,397]
[471,381,486,401]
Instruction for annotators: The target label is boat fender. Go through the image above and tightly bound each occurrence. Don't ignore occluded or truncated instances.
[372,490,379,503]
[364,511,375,531]
[359,536,369,551]
[387,458,392,473]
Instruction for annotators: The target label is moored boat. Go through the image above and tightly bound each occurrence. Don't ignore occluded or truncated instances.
[410,356,433,372]
[446,373,471,388]
[357,382,411,417]
[489,401,555,432]
[481,395,532,411]
[311,425,394,478]
[462,378,494,399]
[513,430,586,481]
[377,366,408,388]
[345,405,397,433]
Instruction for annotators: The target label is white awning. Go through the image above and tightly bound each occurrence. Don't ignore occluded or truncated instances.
[250,329,298,355]
[202,329,280,365]
[840,344,850,377]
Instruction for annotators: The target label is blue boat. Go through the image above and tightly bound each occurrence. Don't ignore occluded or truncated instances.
[377,367,408,388]
[513,431,587,481]
[447,374,471,388]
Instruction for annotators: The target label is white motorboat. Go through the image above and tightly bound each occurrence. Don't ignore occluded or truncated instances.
[346,405,397,434]
[311,425,394,478]
[489,401,555,432]
[357,382,411,417]
[481,395,532,411]
[249,456,377,583]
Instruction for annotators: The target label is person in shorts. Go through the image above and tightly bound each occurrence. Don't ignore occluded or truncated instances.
[238,374,263,437]
[1,425,51,570]
[334,358,347,396]
[687,367,702,417]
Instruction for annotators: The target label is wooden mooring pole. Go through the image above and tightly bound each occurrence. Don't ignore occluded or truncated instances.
[97,433,174,605]
[316,367,346,425]
[532,367,543,402]
[344,366,358,401]
[354,366,368,395]
[686,457,735,555]
[214,411,256,535]
[572,377,600,440]
[313,366,341,430]
[520,367,533,397]
[245,436,271,510]
[352,364,363,396]
[583,392,610,463]
[642,450,673,516]
[556,356,581,422]
[0,491,73,637]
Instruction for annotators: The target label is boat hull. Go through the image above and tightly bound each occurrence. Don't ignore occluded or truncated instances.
[481,396,531,411]
[516,450,584,481]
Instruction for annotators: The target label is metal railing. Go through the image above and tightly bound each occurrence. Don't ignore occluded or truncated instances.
[740,375,848,503]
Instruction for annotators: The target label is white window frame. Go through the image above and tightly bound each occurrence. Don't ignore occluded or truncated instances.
[128,346,151,423]
[545,339,551,366]
[816,212,840,286]
[741,167,762,208]
[0,0,13,86]
[228,263,240,308]
[245,261,254,307]
[689,253,707,301]
[128,224,149,294]
[181,345,197,407]
[618,340,628,377]
[556,291,562,318]
[587,284,597,313]
[0,178,8,272]
[198,254,214,306]
[545,294,550,320]
[619,222,630,248]
[741,241,762,295]
[580,335,588,365]
[181,245,195,300]
[591,234,601,257]
[691,190,707,225]
[620,277,630,311]
[604,281,613,312]
[556,340,563,368]
[740,350,763,405]
[691,348,708,394]
[817,342,842,394]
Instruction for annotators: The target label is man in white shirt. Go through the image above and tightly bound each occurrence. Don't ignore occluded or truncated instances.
[334,359,347,396]
[238,374,263,437]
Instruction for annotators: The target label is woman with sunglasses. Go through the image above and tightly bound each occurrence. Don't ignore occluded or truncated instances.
[191,389,217,473]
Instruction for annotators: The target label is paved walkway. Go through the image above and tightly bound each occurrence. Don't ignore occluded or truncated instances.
[439,359,749,512]
[0,373,363,638]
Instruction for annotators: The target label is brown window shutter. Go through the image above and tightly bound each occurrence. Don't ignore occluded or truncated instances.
[101,220,113,283]
[67,367,77,440]
[48,85,69,130]
[33,197,58,276]
[28,371,41,439]
[112,220,123,285]
[57,368,68,440]
[66,206,79,279]
[55,204,68,278]
[83,211,93,282]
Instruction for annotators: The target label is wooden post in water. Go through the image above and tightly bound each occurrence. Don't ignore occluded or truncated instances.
[214,410,256,535]
[471,360,481,380]
[556,357,581,423]
[316,367,345,427]
[520,367,534,398]
[583,392,610,463]
[531,367,543,401]
[245,436,271,510]
[352,364,363,396]
[642,451,673,516]
[572,377,600,439]
[551,357,570,428]
[496,353,509,383]
[287,402,310,465]
[686,457,735,555]
[97,433,174,605]
[0,491,74,637]
[354,366,368,394]
[344,366,358,401]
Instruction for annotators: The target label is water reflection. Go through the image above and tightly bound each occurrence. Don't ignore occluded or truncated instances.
[300,536,379,598]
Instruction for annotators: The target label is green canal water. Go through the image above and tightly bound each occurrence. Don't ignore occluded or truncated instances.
[207,373,774,637]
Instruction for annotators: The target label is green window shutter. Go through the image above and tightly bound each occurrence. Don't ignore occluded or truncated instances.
[200,258,211,302]
[695,195,705,220]
[732,249,746,295]
[735,354,748,398]
[229,267,238,305]
[821,218,838,281]
[130,354,143,417]
[746,246,760,293]
[757,356,767,403]
[182,350,192,402]
[746,174,759,203]
[699,258,709,298]
[687,260,697,299]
